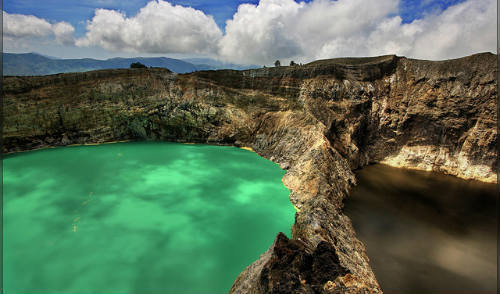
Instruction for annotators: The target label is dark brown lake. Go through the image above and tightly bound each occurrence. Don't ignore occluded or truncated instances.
[343,164,497,294]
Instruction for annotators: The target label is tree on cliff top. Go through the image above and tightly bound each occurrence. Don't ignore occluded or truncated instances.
[274,60,281,67]
[130,62,147,68]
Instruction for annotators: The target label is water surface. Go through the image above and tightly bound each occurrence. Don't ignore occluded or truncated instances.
[344,164,497,294]
[4,142,295,294]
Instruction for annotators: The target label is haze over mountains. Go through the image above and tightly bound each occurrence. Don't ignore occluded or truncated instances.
[3,53,259,76]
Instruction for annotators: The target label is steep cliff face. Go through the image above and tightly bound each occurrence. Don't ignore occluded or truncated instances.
[3,53,497,294]
[294,54,497,183]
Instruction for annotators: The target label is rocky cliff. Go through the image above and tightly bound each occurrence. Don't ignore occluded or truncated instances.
[3,52,497,294]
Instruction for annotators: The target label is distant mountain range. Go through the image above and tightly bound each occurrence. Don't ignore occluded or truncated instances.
[181,58,260,71]
[3,53,259,76]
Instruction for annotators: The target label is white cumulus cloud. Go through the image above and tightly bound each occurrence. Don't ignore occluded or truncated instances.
[52,22,76,45]
[406,0,496,60]
[3,0,496,63]
[218,0,496,64]
[218,0,306,65]
[365,0,496,60]
[218,0,400,64]
[75,0,223,55]
[3,11,75,45]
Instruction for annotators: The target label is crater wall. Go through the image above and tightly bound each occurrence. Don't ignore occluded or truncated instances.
[3,53,497,294]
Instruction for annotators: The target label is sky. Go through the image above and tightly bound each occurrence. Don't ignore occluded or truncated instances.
[2,0,496,65]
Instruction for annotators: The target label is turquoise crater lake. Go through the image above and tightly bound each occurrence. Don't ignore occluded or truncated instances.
[4,142,295,294]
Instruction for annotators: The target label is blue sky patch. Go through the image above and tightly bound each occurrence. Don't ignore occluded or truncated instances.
[4,0,467,37]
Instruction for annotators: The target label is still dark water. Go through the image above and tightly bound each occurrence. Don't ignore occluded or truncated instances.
[3,142,295,294]
[344,164,497,294]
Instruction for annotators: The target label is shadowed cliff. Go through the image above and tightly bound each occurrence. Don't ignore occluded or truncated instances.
[3,52,497,294]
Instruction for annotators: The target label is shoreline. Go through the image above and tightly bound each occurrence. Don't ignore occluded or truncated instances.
[378,162,497,184]
[239,146,255,152]
[4,140,494,185]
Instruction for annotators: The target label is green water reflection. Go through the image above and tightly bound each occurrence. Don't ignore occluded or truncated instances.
[4,142,295,294]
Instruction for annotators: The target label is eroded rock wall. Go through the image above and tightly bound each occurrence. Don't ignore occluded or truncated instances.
[3,53,497,294]
[299,54,497,182]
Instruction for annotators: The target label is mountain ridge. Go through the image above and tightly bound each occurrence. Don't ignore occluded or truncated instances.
[3,53,259,76]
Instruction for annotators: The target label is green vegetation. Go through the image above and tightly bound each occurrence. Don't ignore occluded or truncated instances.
[130,62,147,68]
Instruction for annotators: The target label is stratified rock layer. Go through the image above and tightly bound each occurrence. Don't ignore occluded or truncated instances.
[3,53,497,294]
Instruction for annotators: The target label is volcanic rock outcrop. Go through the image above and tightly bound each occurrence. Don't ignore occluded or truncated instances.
[3,53,497,294]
